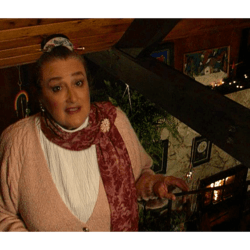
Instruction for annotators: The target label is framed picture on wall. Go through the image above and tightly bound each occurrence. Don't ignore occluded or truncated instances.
[150,42,174,67]
[191,136,212,167]
[183,46,230,87]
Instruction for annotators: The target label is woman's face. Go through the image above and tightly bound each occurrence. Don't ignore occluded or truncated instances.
[40,57,90,130]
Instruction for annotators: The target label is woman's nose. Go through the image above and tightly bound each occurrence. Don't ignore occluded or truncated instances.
[66,88,77,103]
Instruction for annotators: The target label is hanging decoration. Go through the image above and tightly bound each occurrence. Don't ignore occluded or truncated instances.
[122,83,132,111]
[185,139,195,182]
[14,66,30,118]
[14,90,29,118]
[185,161,194,182]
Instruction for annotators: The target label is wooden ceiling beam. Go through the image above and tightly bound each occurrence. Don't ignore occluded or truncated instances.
[115,19,180,58]
[85,48,250,167]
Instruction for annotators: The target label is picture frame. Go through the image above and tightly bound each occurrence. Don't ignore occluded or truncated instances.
[150,42,174,67]
[183,46,230,86]
[191,136,212,167]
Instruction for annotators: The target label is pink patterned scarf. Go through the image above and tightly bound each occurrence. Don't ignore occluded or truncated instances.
[40,101,138,231]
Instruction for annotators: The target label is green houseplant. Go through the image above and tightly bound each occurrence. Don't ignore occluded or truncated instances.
[93,79,181,171]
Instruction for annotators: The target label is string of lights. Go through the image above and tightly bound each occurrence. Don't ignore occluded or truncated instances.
[208,63,250,94]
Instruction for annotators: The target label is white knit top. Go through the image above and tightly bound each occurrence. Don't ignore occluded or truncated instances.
[36,117,100,223]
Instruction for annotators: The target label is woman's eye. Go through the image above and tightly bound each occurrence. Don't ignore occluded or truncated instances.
[52,86,61,92]
[75,80,83,87]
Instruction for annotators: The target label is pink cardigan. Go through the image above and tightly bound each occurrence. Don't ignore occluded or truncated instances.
[0,108,154,231]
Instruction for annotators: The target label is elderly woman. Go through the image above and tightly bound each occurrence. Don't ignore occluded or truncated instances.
[0,35,188,231]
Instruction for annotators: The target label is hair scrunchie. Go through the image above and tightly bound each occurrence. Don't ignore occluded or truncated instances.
[42,36,74,52]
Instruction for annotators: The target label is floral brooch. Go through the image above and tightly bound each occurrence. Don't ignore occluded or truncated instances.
[100,118,110,133]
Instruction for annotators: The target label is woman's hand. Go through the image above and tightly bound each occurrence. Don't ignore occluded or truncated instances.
[153,176,189,200]
[136,173,189,202]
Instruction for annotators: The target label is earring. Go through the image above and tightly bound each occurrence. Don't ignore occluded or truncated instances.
[39,102,45,113]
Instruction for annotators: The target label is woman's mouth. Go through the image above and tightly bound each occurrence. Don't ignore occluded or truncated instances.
[65,107,81,114]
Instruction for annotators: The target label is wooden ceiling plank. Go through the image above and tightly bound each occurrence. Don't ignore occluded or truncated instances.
[0,52,42,68]
[164,18,250,41]
[0,17,16,20]
[0,36,42,50]
[0,30,125,51]
[0,31,125,60]
[86,48,250,167]
[163,19,220,41]
[0,44,40,59]
[115,19,180,58]
[0,18,79,31]
[0,41,118,69]
[0,18,133,42]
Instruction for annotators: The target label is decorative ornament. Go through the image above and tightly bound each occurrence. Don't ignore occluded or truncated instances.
[100,118,110,133]
[185,140,195,182]
[14,90,30,118]
[122,83,132,111]
[14,66,30,118]
[185,162,193,182]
